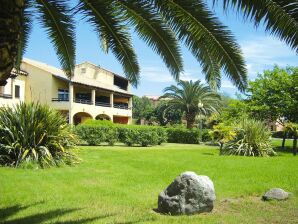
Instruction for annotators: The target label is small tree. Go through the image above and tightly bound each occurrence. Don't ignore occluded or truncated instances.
[161,80,222,129]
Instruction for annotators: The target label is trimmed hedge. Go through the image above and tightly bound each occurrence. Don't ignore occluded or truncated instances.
[75,121,167,147]
[166,128,212,144]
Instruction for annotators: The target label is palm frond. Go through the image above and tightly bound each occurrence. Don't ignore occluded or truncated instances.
[15,0,33,71]
[153,0,247,91]
[33,0,76,77]
[117,0,183,81]
[76,0,139,86]
[214,0,298,53]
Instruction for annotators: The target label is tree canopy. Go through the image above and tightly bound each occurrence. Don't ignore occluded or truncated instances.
[247,66,298,124]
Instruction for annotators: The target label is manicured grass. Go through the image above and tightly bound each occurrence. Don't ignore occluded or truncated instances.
[0,142,297,223]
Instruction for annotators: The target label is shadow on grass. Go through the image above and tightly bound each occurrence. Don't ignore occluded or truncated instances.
[0,203,114,224]
[273,146,294,154]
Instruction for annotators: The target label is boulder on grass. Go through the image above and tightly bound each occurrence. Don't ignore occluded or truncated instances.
[158,171,216,215]
[262,188,290,201]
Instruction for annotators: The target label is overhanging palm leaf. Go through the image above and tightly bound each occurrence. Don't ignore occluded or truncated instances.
[33,0,76,77]
[153,0,247,91]
[215,0,298,53]
[116,0,183,80]
[75,0,140,86]
[15,0,33,71]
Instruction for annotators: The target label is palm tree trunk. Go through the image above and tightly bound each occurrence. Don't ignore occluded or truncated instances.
[281,131,287,150]
[293,136,297,156]
[0,0,24,89]
[186,111,196,129]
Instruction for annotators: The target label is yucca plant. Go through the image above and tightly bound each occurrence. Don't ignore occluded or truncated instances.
[221,118,276,157]
[0,103,78,168]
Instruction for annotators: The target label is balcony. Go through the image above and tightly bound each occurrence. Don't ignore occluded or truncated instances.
[113,103,130,110]
[0,93,12,99]
[51,97,131,110]
[74,98,93,105]
[95,101,111,107]
[52,97,69,102]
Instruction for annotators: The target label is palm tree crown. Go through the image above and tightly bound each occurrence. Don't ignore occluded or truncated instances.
[161,80,222,129]
[0,0,297,91]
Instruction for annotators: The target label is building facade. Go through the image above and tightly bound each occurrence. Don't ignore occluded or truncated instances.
[0,58,133,125]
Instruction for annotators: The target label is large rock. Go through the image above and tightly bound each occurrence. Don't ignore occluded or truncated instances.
[262,188,290,201]
[158,171,216,215]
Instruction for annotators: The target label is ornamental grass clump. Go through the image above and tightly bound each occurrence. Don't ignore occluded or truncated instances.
[0,103,78,168]
[221,118,276,157]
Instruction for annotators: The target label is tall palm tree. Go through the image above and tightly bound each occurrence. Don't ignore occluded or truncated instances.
[0,0,297,90]
[161,80,222,129]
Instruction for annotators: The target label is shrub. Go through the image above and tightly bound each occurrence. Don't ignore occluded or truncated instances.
[0,103,78,168]
[271,131,285,139]
[221,118,276,157]
[167,128,199,144]
[75,125,106,145]
[166,127,211,144]
[209,123,236,148]
[75,122,166,147]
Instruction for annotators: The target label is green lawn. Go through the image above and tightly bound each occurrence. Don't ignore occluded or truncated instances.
[0,142,297,223]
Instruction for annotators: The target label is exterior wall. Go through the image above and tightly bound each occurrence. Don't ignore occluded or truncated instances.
[0,75,26,107]
[52,76,69,99]
[1,60,133,125]
[75,63,114,86]
[21,62,53,104]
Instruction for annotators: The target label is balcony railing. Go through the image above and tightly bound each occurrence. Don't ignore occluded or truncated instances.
[52,97,69,102]
[0,93,12,99]
[113,103,130,110]
[74,98,93,105]
[95,102,111,107]
[51,97,131,110]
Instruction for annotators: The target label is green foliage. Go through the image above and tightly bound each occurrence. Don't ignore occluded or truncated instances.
[155,101,183,126]
[166,127,211,144]
[0,103,77,168]
[215,0,298,53]
[132,96,155,121]
[161,80,222,129]
[209,123,236,146]
[75,121,167,147]
[12,0,267,90]
[247,66,298,123]
[221,118,276,157]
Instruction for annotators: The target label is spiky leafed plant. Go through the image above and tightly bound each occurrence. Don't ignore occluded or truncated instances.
[221,118,276,157]
[0,103,78,168]
[161,80,222,129]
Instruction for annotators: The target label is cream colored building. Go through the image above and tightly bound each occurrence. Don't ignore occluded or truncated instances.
[0,58,133,125]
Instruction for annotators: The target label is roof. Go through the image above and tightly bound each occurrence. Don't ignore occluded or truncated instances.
[22,58,132,96]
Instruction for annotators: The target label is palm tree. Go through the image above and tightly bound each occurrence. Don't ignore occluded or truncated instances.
[0,1,297,90]
[161,80,222,129]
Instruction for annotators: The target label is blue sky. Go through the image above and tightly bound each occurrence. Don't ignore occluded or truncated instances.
[24,2,297,97]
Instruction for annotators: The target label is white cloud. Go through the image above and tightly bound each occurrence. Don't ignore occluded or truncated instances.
[140,67,202,83]
[240,36,297,79]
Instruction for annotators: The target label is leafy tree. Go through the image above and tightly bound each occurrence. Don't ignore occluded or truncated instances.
[161,80,222,129]
[3,0,298,91]
[247,66,298,124]
[132,96,154,121]
[154,101,183,126]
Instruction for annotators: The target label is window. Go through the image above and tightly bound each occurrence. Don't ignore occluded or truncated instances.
[81,68,86,74]
[15,85,20,98]
[58,89,69,100]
